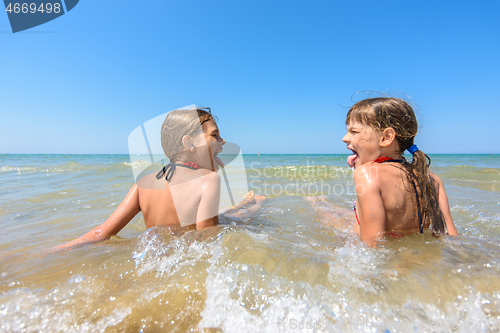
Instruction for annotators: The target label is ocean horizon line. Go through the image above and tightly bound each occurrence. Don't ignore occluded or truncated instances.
[1,153,499,156]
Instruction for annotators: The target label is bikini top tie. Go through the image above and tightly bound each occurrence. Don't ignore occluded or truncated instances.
[156,162,201,182]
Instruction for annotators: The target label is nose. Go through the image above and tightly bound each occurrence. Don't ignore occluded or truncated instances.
[221,138,226,145]
[342,133,349,144]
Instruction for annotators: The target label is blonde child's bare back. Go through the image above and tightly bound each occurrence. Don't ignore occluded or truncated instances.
[136,168,221,230]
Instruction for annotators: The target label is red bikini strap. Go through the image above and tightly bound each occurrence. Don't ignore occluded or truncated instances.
[374,157,394,163]
[354,203,360,225]
[183,162,201,169]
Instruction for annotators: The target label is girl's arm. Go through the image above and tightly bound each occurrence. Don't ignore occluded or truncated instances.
[354,165,386,243]
[431,173,458,236]
[195,172,221,229]
[56,184,141,249]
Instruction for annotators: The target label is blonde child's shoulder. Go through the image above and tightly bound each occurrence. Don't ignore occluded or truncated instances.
[193,170,221,191]
[167,168,221,186]
[136,172,165,190]
[201,170,221,183]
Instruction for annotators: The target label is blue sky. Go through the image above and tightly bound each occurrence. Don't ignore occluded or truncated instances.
[1,0,499,154]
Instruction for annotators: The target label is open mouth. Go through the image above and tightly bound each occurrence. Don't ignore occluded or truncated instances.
[214,149,224,168]
[347,148,358,168]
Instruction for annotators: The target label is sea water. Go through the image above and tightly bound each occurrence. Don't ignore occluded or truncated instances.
[1,154,500,332]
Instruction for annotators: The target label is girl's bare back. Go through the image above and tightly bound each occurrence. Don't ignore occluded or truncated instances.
[137,168,220,230]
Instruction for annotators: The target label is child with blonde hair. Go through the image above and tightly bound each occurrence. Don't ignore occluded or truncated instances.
[57,107,264,249]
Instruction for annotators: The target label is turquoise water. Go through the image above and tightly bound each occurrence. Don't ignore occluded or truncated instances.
[1,154,500,332]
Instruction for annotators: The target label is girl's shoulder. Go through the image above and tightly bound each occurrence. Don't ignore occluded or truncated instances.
[353,161,408,187]
[136,172,166,190]
[169,168,220,185]
[353,163,384,189]
[353,160,401,178]
[428,171,444,187]
[198,169,221,183]
[185,169,221,190]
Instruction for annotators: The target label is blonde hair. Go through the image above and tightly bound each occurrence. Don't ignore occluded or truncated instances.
[347,97,446,234]
[160,108,214,162]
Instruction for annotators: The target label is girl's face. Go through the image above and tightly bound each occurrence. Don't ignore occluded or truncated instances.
[342,120,383,168]
[191,119,226,171]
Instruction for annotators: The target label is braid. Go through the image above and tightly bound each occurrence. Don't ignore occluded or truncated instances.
[408,150,446,234]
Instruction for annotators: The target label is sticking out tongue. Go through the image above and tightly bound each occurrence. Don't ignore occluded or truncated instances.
[214,156,224,168]
[347,152,358,168]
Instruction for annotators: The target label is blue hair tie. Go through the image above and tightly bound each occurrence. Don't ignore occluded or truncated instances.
[407,144,419,154]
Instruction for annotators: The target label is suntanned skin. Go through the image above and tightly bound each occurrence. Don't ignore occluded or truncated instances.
[342,120,458,244]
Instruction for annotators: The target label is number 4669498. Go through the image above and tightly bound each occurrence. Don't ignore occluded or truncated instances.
[5,3,61,14]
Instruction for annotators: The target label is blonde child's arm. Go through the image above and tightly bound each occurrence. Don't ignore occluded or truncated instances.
[431,172,458,236]
[195,172,221,230]
[56,185,141,249]
[354,165,387,243]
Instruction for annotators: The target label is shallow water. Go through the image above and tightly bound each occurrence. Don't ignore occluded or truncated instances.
[1,154,500,332]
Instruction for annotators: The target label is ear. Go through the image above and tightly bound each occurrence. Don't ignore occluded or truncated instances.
[380,128,396,147]
[181,135,193,150]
